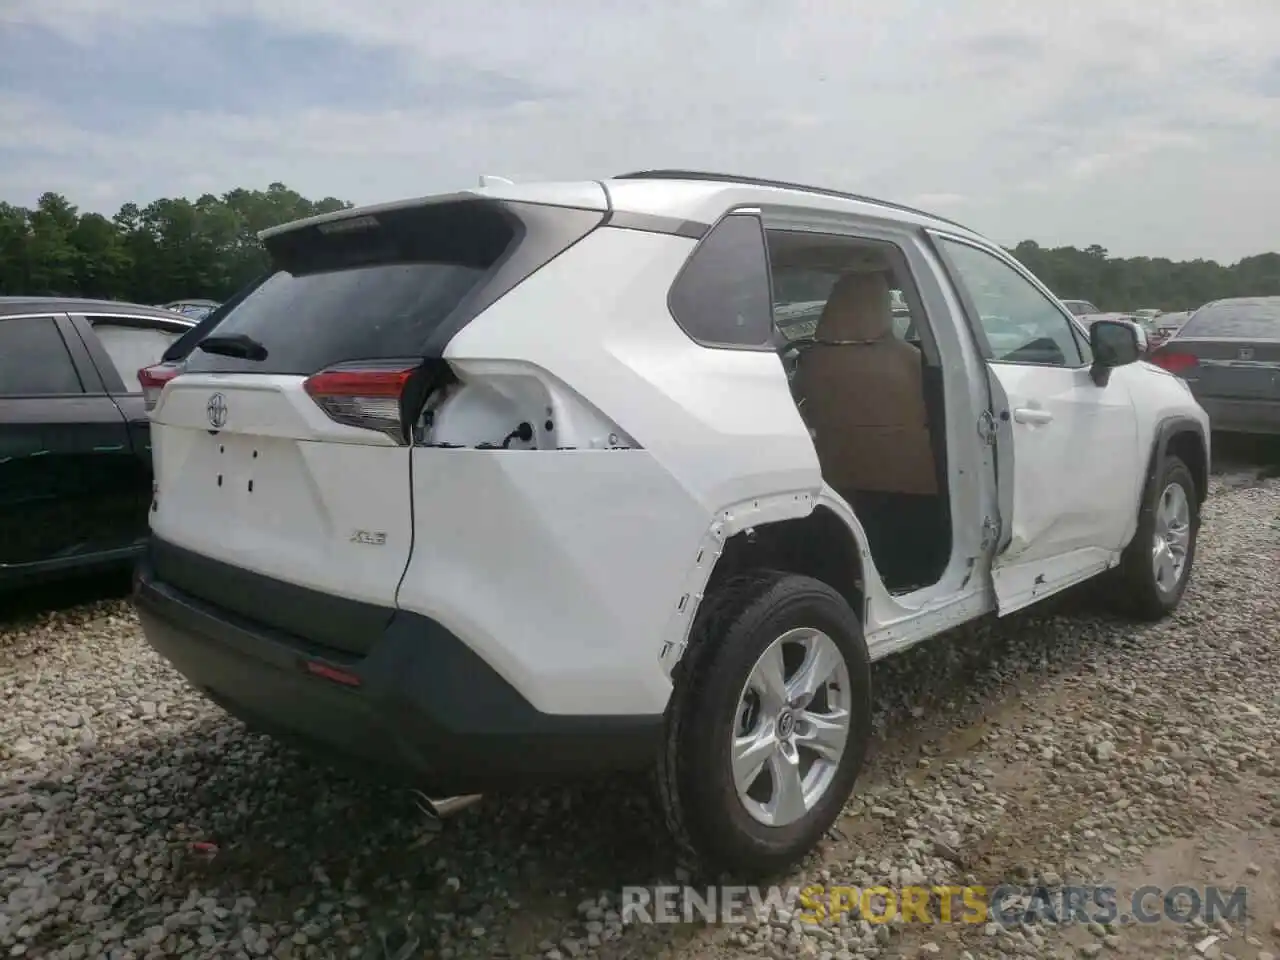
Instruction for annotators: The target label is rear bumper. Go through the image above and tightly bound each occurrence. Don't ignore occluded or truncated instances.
[0,543,142,591]
[1195,396,1280,435]
[134,546,664,792]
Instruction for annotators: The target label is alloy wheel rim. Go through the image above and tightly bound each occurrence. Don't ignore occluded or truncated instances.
[1152,481,1191,592]
[731,627,851,828]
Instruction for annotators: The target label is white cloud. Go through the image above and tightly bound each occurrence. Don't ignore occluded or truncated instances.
[2,0,1280,260]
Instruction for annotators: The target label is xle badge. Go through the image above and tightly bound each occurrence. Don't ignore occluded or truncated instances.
[350,531,388,546]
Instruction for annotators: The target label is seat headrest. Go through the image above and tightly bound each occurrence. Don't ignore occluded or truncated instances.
[815,272,894,342]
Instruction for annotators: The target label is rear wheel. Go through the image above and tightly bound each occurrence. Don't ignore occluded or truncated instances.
[1110,454,1199,620]
[656,571,871,878]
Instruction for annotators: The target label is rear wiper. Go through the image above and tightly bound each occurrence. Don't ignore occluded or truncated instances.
[196,333,268,361]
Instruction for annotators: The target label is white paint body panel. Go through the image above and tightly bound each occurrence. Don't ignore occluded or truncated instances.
[1116,362,1211,535]
[987,363,1139,612]
[441,228,822,511]
[400,449,707,715]
[988,362,1207,614]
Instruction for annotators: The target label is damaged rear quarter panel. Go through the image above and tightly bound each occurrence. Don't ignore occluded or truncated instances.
[407,225,827,715]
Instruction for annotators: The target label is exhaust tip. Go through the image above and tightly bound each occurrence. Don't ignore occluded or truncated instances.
[410,791,483,821]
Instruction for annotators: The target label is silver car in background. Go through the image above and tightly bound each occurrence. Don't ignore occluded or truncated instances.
[1149,310,1191,351]
[161,299,221,321]
[1061,298,1099,317]
[1149,296,1280,435]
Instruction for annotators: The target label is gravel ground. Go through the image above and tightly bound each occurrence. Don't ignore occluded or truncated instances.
[2,453,1279,960]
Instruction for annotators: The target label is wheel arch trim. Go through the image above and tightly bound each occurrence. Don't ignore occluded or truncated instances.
[1146,415,1210,508]
[659,488,873,675]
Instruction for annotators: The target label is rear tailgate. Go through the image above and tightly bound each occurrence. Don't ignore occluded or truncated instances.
[1177,338,1280,400]
[1155,301,1280,402]
[149,374,414,652]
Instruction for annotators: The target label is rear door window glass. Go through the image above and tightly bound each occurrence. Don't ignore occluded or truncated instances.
[0,316,83,396]
[89,320,185,391]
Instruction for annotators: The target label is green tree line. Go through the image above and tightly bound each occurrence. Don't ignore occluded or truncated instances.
[0,184,349,305]
[1009,240,1280,312]
[2,184,1278,310]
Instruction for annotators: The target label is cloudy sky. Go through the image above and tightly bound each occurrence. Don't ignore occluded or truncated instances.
[1,0,1277,262]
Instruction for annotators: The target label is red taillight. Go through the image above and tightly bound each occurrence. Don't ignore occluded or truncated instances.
[1150,350,1198,374]
[302,361,421,441]
[139,363,180,411]
[304,660,362,687]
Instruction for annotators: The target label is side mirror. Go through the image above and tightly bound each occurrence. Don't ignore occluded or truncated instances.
[1089,319,1145,385]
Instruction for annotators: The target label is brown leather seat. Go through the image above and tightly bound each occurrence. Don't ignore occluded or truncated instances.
[795,272,938,497]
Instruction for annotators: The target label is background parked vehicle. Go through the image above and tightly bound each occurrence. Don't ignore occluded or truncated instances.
[139,281,263,408]
[774,282,914,365]
[1148,310,1191,351]
[0,298,194,588]
[1061,299,1099,316]
[162,298,221,321]
[1075,311,1132,324]
[1149,296,1280,435]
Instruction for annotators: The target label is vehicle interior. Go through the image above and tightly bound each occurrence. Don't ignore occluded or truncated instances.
[767,230,951,594]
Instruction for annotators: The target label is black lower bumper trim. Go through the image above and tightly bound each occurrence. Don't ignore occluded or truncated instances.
[134,546,664,792]
[148,536,390,657]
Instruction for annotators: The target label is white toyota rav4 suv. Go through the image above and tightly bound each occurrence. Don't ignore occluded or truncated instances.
[135,170,1209,877]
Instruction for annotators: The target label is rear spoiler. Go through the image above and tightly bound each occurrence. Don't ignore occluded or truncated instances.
[260,180,610,243]
[259,192,481,242]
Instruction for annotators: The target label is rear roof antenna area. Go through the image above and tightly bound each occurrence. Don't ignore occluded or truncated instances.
[478,175,514,187]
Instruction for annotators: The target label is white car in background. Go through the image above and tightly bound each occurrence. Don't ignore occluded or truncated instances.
[135,170,1210,875]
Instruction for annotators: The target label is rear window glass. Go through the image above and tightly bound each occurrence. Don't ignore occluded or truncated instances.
[1179,299,1280,339]
[182,264,491,376]
[163,277,267,362]
[183,200,524,376]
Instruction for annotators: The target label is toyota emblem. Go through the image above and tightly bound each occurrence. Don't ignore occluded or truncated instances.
[1238,347,1255,361]
[207,392,228,428]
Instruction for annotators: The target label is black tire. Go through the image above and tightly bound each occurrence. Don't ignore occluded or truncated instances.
[1110,454,1199,620]
[656,570,872,878]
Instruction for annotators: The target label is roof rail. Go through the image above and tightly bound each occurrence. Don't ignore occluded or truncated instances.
[613,169,973,232]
